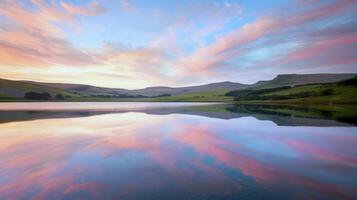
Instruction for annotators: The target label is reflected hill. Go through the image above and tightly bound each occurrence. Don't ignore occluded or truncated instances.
[225,104,356,126]
[0,103,356,126]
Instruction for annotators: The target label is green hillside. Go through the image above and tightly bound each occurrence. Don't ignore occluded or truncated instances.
[253,73,356,89]
[226,77,357,104]
[0,79,79,99]
[0,74,356,104]
[64,89,233,102]
[146,89,233,102]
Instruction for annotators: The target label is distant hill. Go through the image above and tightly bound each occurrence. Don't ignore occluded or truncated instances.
[0,73,355,99]
[252,73,356,89]
[226,76,357,104]
[27,80,248,97]
[0,79,247,99]
[25,81,130,96]
[0,79,79,98]
[132,81,249,96]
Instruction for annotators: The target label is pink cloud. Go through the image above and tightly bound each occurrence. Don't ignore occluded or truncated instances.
[0,0,105,67]
[179,0,356,74]
[0,1,172,88]
[63,182,107,196]
[286,34,357,62]
[61,1,106,16]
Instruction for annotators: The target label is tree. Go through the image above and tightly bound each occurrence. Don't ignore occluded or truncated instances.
[55,94,65,100]
[321,89,333,96]
[24,92,52,100]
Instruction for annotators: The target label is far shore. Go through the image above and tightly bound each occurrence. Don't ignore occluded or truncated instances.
[1,98,357,106]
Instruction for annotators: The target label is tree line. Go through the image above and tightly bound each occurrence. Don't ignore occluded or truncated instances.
[24,92,66,100]
[225,86,334,101]
[225,76,357,101]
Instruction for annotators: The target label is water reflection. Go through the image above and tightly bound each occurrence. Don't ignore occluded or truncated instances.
[0,103,356,126]
[0,103,356,200]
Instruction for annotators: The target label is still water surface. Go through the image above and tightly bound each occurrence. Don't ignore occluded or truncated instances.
[0,103,356,200]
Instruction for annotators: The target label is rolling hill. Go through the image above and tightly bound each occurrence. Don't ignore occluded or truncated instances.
[0,79,247,99]
[226,76,357,104]
[0,73,355,100]
[0,79,79,98]
[132,81,248,96]
[252,73,356,89]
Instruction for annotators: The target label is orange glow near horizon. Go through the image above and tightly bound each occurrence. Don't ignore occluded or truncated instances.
[0,0,356,88]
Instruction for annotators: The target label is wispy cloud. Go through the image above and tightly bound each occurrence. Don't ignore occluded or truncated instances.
[178,0,356,74]
[0,0,105,67]
[0,0,355,87]
[60,1,106,16]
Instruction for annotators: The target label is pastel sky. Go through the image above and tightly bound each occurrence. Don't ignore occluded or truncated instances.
[0,0,356,88]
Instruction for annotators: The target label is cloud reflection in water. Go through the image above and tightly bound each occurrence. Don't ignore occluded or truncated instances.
[0,111,356,200]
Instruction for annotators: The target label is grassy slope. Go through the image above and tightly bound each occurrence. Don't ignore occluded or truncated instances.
[146,89,233,102]
[1,79,356,104]
[252,73,357,89]
[61,89,233,102]
[1,84,356,104]
[260,84,357,104]
[0,89,231,102]
[0,79,79,98]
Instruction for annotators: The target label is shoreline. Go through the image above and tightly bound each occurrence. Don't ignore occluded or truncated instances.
[1,98,356,105]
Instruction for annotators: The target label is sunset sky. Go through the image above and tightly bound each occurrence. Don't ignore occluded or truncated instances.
[0,0,356,89]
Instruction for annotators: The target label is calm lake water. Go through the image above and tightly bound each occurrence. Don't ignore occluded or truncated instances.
[0,102,356,200]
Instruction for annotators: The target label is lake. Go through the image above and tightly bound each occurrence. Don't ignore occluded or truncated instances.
[0,102,356,200]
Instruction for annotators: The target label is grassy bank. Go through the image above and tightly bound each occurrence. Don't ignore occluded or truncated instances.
[227,80,357,105]
[0,89,234,102]
[1,82,356,105]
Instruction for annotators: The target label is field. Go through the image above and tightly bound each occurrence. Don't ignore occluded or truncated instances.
[144,89,233,102]
[226,79,357,105]
[1,84,357,105]
[0,79,79,98]
[0,89,232,102]
[260,84,357,104]
[1,77,357,105]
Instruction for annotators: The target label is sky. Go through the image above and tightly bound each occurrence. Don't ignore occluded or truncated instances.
[0,0,356,89]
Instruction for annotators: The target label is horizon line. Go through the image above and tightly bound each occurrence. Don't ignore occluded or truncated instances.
[1,72,356,90]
